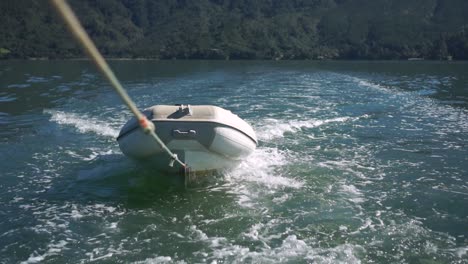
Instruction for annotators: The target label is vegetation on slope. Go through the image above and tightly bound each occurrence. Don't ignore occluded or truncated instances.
[1,0,467,60]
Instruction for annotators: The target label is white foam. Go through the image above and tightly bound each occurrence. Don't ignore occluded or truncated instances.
[424,241,438,254]
[356,79,390,93]
[227,147,303,189]
[190,225,209,240]
[223,147,303,209]
[88,253,113,262]
[21,240,68,264]
[66,149,118,161]
[339,184,366,204]
[273,235,309,257]
[206,232,363,263]
[349,218,373,235]
[272,193,290,204]
[256,116,364,141]
[132,256,177,264]
[305,243,364,263]
[242,223,267,242]
[71,208,83,219]
[452,246,468,258]
[21,255,45,264]
[46,110,119,138]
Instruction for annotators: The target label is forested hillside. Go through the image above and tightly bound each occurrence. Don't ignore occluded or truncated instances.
[1,0,468,60]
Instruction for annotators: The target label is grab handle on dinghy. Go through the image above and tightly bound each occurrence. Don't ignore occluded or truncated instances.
[172,129,197,139]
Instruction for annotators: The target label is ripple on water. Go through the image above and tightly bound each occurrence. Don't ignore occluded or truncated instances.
[1,62,467,263]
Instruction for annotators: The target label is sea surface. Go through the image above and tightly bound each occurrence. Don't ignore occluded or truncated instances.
[0,60,467,263]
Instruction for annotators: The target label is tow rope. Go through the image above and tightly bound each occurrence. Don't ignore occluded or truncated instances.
[51,0,189,172]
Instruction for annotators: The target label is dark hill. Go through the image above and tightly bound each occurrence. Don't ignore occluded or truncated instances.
[1,0,467,60]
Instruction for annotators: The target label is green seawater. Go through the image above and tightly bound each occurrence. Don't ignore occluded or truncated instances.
[0,60,467,263]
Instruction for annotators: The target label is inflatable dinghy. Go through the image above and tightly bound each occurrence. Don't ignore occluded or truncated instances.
[117,105,257,173]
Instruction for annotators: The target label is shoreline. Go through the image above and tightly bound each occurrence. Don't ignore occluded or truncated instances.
[0,57,464,62]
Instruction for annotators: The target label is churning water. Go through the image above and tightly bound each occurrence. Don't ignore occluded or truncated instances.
[0,60,467,263]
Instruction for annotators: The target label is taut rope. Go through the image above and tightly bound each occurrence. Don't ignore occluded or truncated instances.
[51,0,188,169]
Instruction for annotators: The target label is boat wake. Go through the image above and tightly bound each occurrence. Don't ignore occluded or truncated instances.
[227,147,303,190]
[46,110,120,138]
[255,115,368,141]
